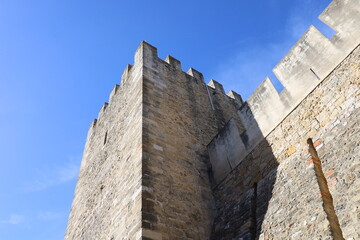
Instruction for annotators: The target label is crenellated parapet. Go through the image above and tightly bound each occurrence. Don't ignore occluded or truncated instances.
[208,79,225,94]
[249,0,359,138]
[164,55,182,70]
[91,40,245,133]
[87,0,358,186]
[208,0,360,184]
[121,64,133,84]
[67,1,360,238]
[187,68,204,82]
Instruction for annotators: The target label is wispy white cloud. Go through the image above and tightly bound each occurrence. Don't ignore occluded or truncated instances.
[0,214,25,225]
[0,211,64,230]
[213,39,293,99]
[286,1,335,39]
[23,155,80,192]
[286,0,314,39]
[58,160,80,183]
[38,211,63,221]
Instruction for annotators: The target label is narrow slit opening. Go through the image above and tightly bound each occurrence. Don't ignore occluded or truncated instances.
[250,182,258,240]
[310,68,321,80]
[104,131,108,145]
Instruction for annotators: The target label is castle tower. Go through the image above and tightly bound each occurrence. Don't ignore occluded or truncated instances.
[66,0,360,239]
[65,41,244,239]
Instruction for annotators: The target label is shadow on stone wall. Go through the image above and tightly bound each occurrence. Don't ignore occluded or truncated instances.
[208,102,279,240]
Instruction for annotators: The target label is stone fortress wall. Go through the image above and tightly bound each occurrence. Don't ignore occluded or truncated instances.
[208,0,360,238]
[210,44,360,240]
[209,0,360,184]
[66,40,246,239]
[66,0,360,239]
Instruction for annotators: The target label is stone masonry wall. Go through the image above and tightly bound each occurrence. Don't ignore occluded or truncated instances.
[140,42,244,239]
[66,1,359,237]
[65,49,144,239]
[66,41,246,240]
[211,45,360,239]
[208,0,360,185]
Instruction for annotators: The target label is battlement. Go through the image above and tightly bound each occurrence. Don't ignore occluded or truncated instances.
[67,1,360,238]
[164,55,182,70]
[121,65,133,84]
[91,40,245,128]
[238,0,359,151]
[187,68,204,82]
[139,42,244,109]
[208,0,360,184]
[94,0,358,148]
[92,0,358,171]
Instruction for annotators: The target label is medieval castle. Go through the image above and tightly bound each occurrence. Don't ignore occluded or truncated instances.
[65,0,360,239]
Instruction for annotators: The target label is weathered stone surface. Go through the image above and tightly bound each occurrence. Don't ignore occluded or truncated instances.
[65,0,359,239]
[65,44,144,239]
[65,41,244,239]
[211,45,360,239]
[140,42,244,239]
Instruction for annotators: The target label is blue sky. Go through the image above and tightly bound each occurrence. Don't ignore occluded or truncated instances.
[0,0,334,239]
